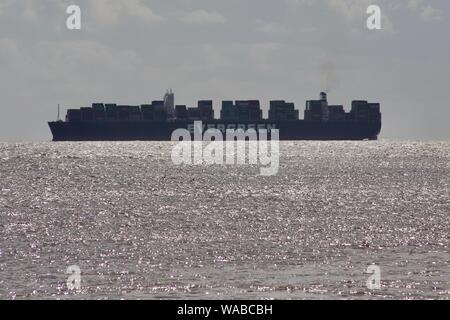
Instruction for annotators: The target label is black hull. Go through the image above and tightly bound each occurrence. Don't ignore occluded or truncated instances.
[48,120,382,141]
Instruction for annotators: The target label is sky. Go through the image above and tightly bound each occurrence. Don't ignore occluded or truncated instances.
[0,0,449,141]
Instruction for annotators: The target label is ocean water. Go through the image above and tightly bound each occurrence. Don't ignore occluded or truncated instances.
[0,141,449,300]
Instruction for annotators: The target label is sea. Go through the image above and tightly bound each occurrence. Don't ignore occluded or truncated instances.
[0,141,449,300]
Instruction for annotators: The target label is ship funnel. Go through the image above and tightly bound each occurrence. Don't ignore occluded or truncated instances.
[319,92,329,121]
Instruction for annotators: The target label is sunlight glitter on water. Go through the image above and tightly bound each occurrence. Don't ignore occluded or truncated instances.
[0,141,449,299]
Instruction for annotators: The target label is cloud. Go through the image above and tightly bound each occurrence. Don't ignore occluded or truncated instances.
[247,42,283,71]
[0,0,39,20]
[0,38,141,90]
[0,0,13,15]
[325,0,372,20]
[301,0,444,23]
[88,0,164,26]
[254,19,289,34]
[202,45,232,69]
[36,40,140,72]
[407,0,443,21]
[287,0,372,20]
[0,38,22,67]
[0,0,450,140]
[287,0,396,32]
[179,10,227,25]
[199,42,283,73]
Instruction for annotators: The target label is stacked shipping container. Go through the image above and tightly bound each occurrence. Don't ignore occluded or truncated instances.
[63,93,381,123]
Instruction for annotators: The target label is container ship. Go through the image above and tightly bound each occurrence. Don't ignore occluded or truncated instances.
[48,91,381,141]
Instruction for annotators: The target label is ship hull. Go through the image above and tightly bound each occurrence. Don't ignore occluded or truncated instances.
[48,120,381,141]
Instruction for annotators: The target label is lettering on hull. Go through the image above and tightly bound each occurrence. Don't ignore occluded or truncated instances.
[187,123,277,134]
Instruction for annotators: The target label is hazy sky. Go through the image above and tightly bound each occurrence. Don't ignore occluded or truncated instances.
[1,0,449,141]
